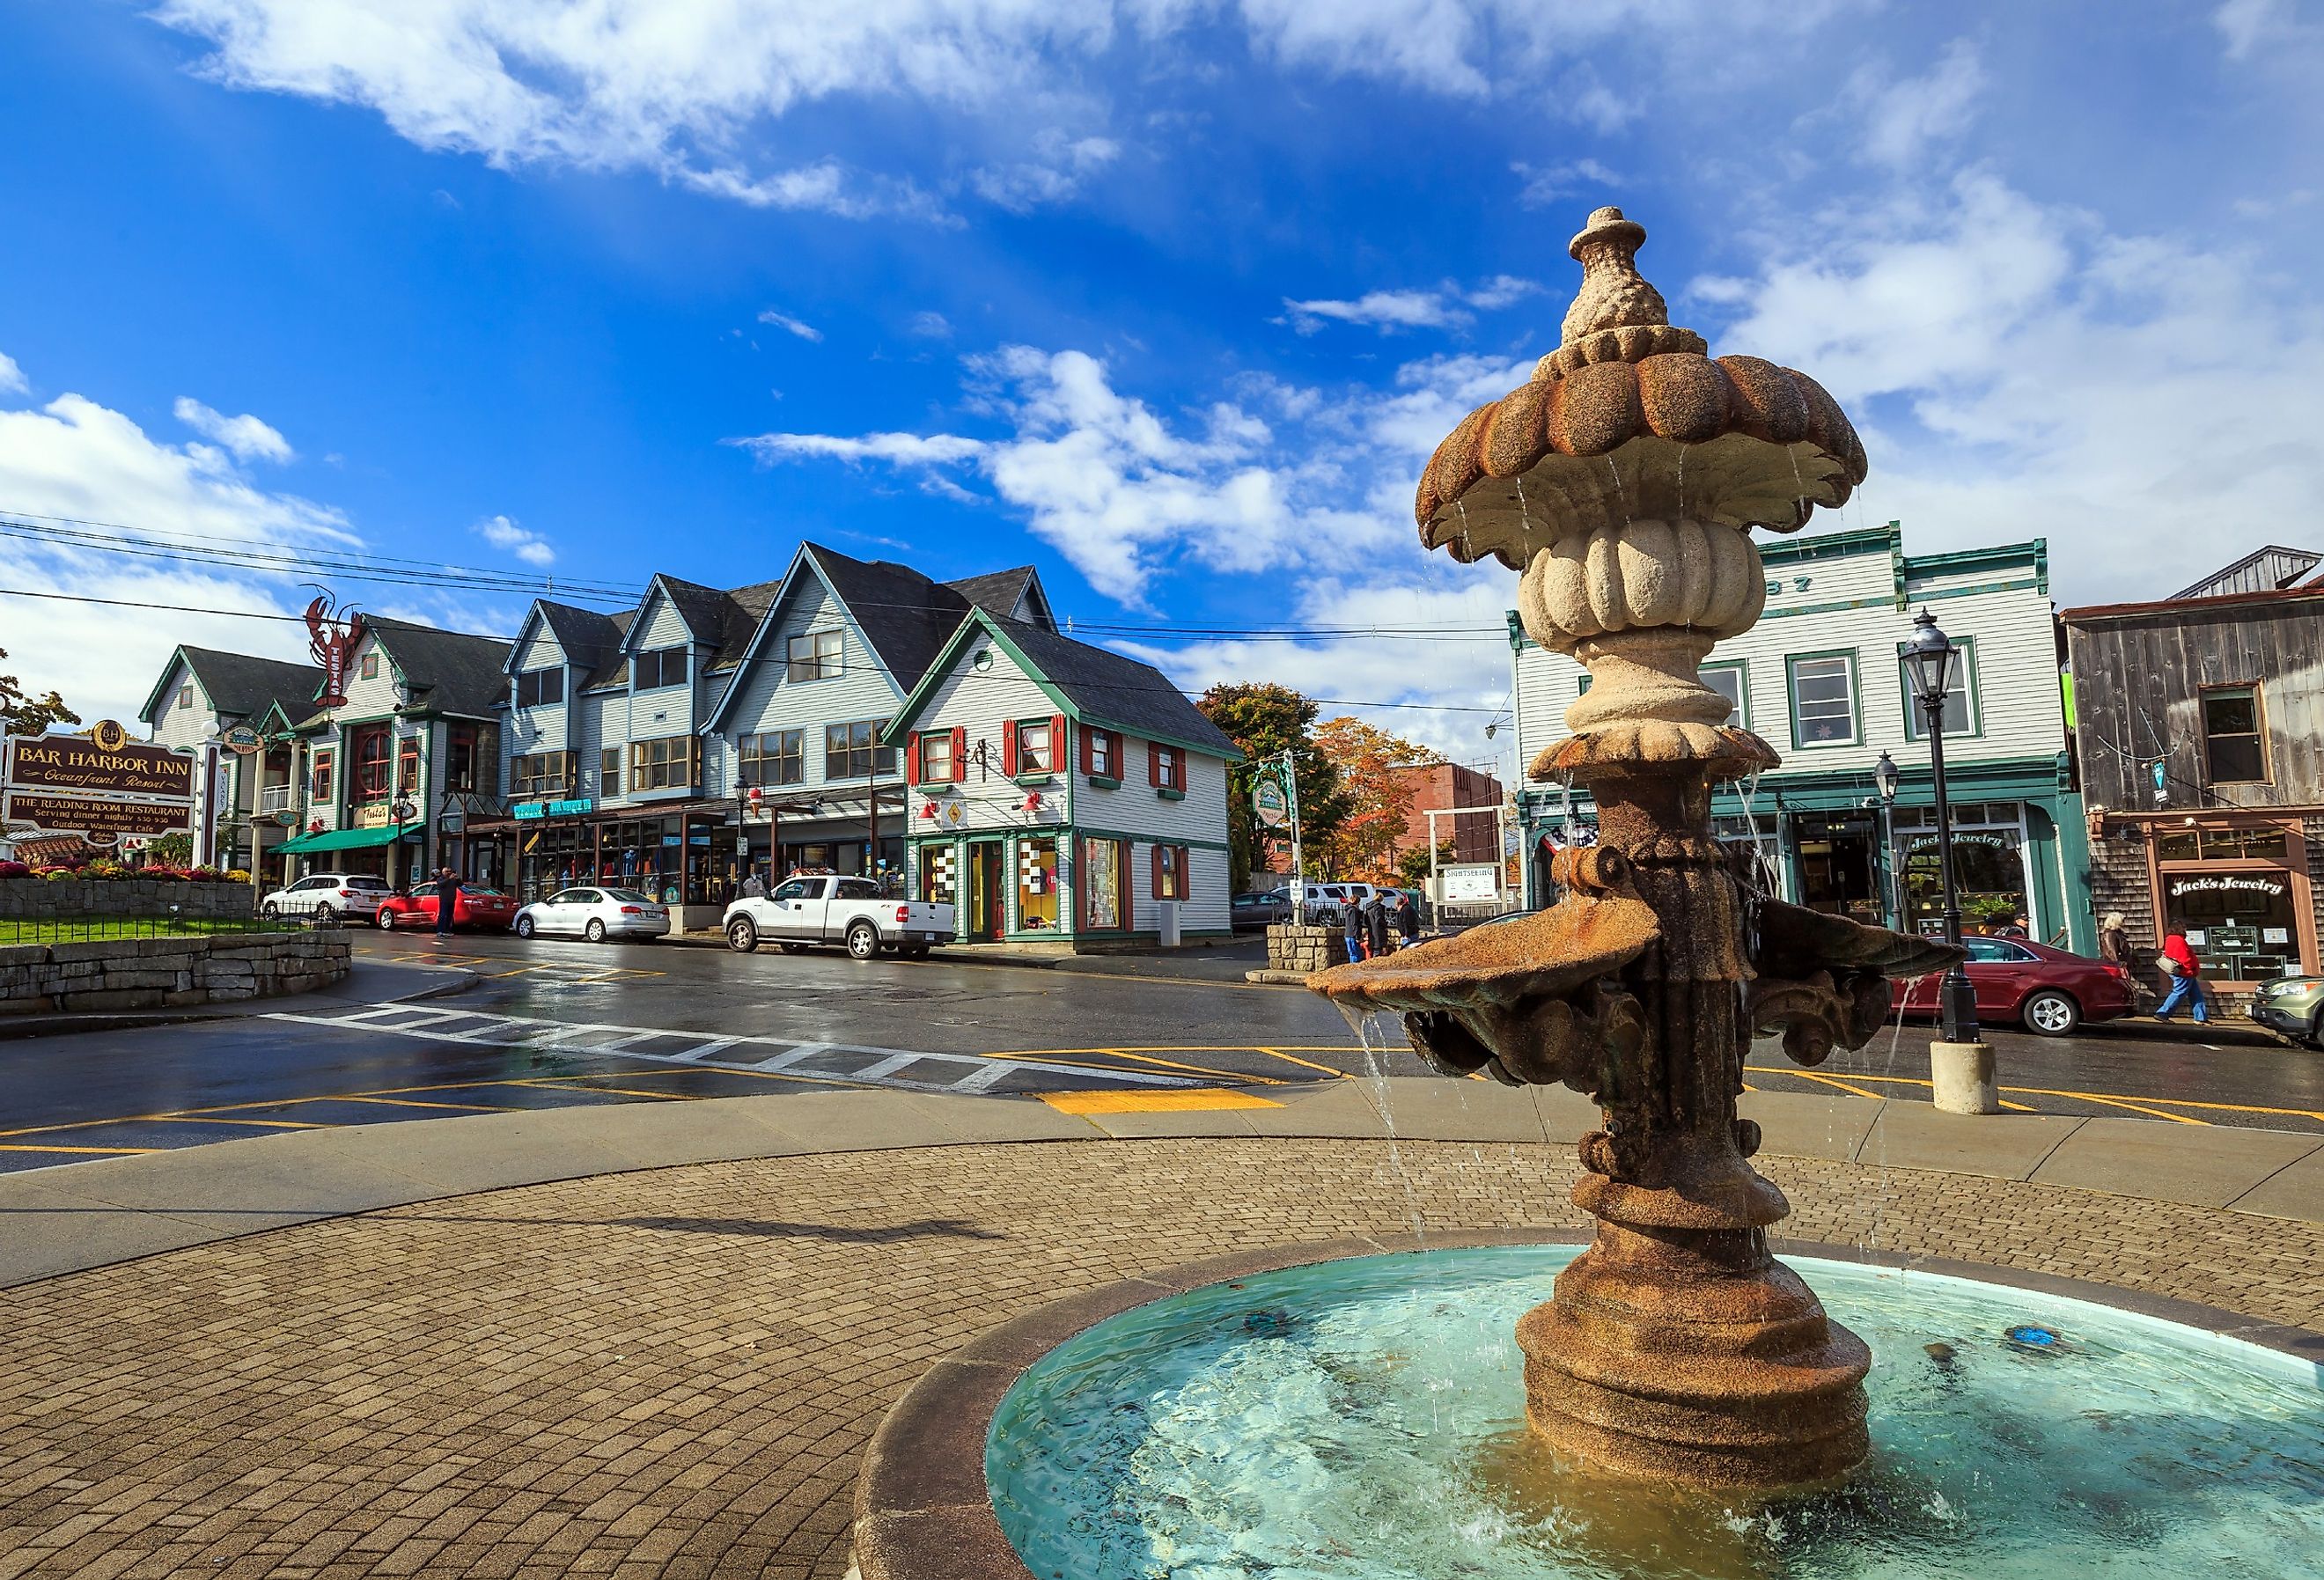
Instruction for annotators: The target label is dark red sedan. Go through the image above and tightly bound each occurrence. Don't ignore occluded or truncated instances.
[374,884,518,933]
[1891,936,2136,1037]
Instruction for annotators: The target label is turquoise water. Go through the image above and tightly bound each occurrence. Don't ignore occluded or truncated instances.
[986,1247,2324,1579]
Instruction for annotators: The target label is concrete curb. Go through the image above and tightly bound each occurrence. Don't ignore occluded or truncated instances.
[1,1077,2319,1291]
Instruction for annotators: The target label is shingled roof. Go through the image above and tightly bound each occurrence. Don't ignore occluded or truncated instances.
[944,566,1051,626]
[364,618,512,719]
[532,600,626,681]
[988,617,1239,757]
[805,544,989,693]
[144,646,324,725]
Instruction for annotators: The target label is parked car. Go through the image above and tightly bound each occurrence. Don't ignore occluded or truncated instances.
[1890,936,2134,1037]
[1297,881,1386,922]
[1232,891,1294,931]
[259,872,393,925]
[374,884,518,932]
[723,874,955,959]
[511,886,670,943]
[2251,974,2324,1049]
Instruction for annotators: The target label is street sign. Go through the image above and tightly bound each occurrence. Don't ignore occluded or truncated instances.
[1254,774,1290,829]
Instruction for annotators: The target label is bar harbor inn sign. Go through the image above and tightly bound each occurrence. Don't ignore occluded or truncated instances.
[4,721,196,846]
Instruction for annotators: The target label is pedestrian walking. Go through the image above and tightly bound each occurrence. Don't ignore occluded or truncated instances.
[2153,929,2209,1024]
[1395,890,1421,948]
[739,867,766,900]
[1339,893,1365,964]
[433,865,459,938]
[1996,913,2029,939]
[2097,911,2131,965]
[1364,892,1392,959]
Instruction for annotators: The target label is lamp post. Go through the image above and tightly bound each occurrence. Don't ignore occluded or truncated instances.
[1872,749,1900,931]
[1901,610,1978,1045]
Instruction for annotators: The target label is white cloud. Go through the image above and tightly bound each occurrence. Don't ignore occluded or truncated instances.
[2215,0,2310,59]
[1279,277,1540,335]
[1842,38,1985,167]
[969,133,1121,213]
[757,308,824,342]
[1703,169,2324,602]
[172,397,296,464]
[1514,157,1620,209]
[732,431,989,467]
[907,311,954,340]
[0,353,25,395]
[0,380,359,725]
[474,513,555,567]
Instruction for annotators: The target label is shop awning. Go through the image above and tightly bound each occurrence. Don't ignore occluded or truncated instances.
[277,824,423,854]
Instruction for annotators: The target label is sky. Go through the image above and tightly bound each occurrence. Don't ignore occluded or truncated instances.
[2,1,2320,777]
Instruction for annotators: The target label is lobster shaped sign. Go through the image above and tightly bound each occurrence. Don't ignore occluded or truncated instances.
[305,592,367,710]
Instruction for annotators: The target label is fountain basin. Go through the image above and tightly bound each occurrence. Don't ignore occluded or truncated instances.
[854,1235,2324,1580]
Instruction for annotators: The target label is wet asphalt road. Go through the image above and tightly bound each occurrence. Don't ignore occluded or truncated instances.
[2,930,2319,1172]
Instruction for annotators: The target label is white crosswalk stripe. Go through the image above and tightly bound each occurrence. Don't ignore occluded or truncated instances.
[260,1005,1202,1094]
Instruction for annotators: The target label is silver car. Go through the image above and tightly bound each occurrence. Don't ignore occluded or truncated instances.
[511,886,671,943]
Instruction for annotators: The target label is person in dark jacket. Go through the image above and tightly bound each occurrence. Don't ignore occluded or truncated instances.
[433,866,460,938]
[1395,891,1422,946]
[1339,894,1365,963]
[1364,893,1392,959]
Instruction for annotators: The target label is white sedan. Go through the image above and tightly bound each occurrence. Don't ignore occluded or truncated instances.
[511,886,671,943]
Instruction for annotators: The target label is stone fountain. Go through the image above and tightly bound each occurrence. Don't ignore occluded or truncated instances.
[1309,206,1962,1488]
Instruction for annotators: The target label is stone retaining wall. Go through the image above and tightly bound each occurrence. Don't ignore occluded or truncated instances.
[0,878,257,921]
[0,932,349,1015]
[1266,922,1338,973]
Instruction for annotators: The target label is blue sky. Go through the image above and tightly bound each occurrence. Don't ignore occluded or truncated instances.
[3,2,2319,772]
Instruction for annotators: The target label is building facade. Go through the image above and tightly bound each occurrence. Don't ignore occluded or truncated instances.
[1389,761,1506,869]
[2065,561,2324,996]
[886,608,1240,946]
[139,646,324,874]
[1513,522,2092,952]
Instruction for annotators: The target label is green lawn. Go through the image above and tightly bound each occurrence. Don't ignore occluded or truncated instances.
[0,916,288,944]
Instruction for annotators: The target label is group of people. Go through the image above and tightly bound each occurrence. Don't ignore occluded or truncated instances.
[2097,909,2212,1025]
[1339,889,1420,963]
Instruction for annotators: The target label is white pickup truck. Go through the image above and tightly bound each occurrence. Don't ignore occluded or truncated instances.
[722,874,956,960]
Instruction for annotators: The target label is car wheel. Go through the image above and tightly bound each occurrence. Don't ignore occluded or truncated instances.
[846,921,879,960]
[261,901,279,920]
[314,904,337,927]
[585,919,607,944]
[2020,988,2080,1038]
[376,909,397,931]
[726,916,759,953]
[514,915,535,938]
[780,942,807,956]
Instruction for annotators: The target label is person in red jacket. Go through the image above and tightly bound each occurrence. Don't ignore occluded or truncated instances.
[2154,930,2209,1024]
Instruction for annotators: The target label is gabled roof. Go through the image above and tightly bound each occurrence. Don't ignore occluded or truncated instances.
[523,600,627,680]
[644,575,734,648]
[944,566,1055,629]
[888,607,1241,761]
[2166,544,2323,601]
[363,617,512,719]
[139,645,323,726]
[804,543,984,694]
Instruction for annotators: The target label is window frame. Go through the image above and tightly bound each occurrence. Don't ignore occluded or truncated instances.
[1898,636,1981,741]
[510,751,573,800]
[309,747,335,805]
[2199,682,2269,786]
[396,735,421,796]
[628,735,695,794]
[1786,650,1862,751]
[1698,660,1748,728]
[1016,717,1055,775]
[786,628,843,684]
[632,645,690,692]
[360,652,380,681]
[351,724,393,802]
[599,746,621,794]
[918,730,955,784]
[1087,728,1115,780]
[1080,834,1129,930]
[177,683,195,710]
[514,667,565,709]
[739,730,805,788]
[823,718,894,782]
[1153,842,1191,900]
[1153,743,1186,792]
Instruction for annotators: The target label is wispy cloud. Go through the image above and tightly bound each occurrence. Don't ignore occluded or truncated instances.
[1278,277,1540,335]
[1841,38,1986,168]
[0,353,25,396]
[906,311,953,340]
[756,309,823,343]
[1513,157,1620,209]
[969,133,1121,213]
[474,513,555,567]
[172,397,295,464]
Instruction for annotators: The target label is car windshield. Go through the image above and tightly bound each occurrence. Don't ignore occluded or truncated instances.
[602,888,658,905]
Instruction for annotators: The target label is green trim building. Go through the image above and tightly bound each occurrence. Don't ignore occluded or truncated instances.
[1512,522,2093,954]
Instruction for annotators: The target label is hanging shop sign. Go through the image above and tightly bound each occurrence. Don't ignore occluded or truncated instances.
[304,593,367,710]
[1253,775,1290,830]
[512,797,594,821]
[219,724,263,755]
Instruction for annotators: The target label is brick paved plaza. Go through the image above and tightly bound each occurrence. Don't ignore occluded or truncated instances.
[4,1125,2320,1580]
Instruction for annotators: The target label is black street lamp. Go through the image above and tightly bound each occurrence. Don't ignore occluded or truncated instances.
[1872,750,1900,930]
[1901,609,1978,1044]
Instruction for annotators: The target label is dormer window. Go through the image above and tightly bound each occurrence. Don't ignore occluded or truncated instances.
[634,645,689,690]
[515,667,564,708]
[177,684,194,710]
[788,629,842,682]
[361,652,379,681]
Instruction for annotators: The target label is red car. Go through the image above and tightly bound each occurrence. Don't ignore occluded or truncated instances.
[375,884,518,933]
[1891,936,2135,1037]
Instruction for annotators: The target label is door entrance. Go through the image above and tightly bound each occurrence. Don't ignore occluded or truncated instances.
[967,840,1006,940]
[1794,812,1879,922]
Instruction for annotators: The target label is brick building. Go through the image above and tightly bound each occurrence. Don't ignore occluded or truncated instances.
[1390,761,1505,868]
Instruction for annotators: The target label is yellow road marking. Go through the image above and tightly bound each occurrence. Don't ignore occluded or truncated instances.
[1776,1068,1889,1102]
[1252,1046,1356,1079]
[502,1078,695,1102]
[1040,1088,1284,1114]
[991,1047,1290,1084]
[336,1095,522,1113]
[148,1116,327,1129]
[1744,1066,2232,1124]
[0,1143,158,1155]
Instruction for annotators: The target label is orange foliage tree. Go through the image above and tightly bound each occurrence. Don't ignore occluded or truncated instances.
[1310,715,1438,883]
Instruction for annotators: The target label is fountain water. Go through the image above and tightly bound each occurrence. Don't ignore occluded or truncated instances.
[1313,204,1960,1487]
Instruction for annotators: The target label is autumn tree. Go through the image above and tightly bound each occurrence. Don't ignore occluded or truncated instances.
[1196,681,1349,892]
[1310,715,1438,884]
[0,648,78,738]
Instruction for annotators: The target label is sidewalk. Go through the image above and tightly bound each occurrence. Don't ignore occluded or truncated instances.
[661,924,1276,983]
[0,957,474,1042]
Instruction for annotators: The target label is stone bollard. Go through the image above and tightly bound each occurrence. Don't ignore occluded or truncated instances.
[1929,1040,2000,1114]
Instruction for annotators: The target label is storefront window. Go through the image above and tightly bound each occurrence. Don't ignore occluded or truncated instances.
[921,845,957,904]
[2163,871,2298,981]
[1794,812,1881,922]
[1082,836,1124,930]
[1019,838,1059,930]
[1898,809,2027,937]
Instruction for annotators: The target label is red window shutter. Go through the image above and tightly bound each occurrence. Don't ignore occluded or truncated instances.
[1048,714,1064,772]
[950,726,967,782]
[1147,739,1160,786]
[1077,722,1092,775]
[904,734,921,786]
[1150,842,1162,899]
[1002,718,1019,776]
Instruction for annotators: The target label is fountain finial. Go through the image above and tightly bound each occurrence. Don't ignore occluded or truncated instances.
[1560,206,1666,346]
